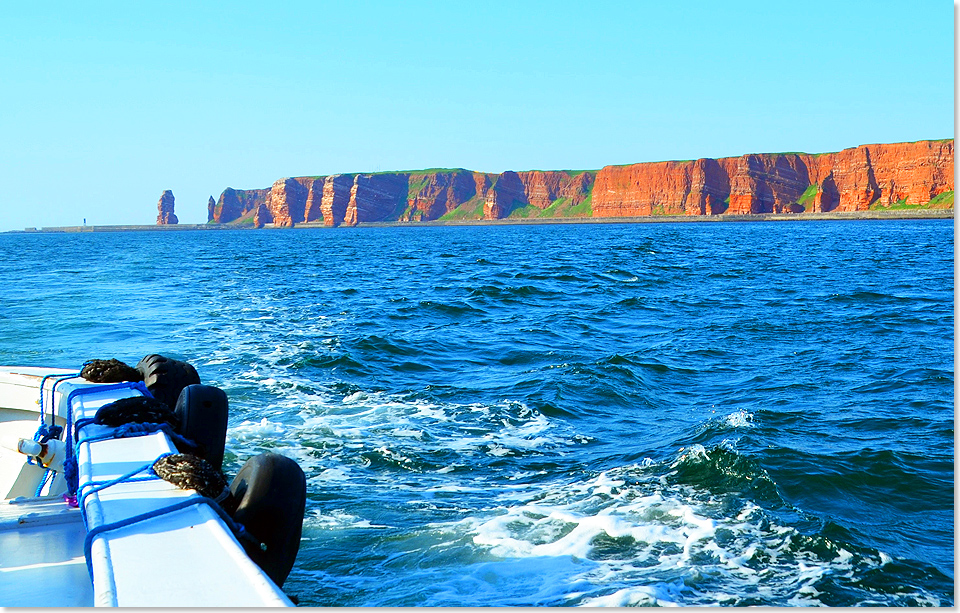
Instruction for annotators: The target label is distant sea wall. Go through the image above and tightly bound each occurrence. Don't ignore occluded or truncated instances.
[207,139,954,227]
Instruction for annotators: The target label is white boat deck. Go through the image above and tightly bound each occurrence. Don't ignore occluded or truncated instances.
[0,367,296,607]
[0,496,92,607]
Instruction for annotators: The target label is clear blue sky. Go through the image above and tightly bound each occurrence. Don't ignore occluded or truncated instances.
[0,1,954,230]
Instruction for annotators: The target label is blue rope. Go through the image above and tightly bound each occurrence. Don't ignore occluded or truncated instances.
[83,496,255,581]
[77,453,172,512]
[24,373,78,494]
[34,469,52,497]
[64,381,152,494]
[29,373,76,494]
[72,417,99,434]
[32,374,79,461]
[76,422,199,461]
[75,420,195,448]
[37,373,81,429]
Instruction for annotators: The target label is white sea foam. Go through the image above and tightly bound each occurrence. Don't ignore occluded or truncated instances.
[229,417,287,440]
[405,456,894,607]
[342,391,367,403]
[580,585,681,607]
[305,509,391,530]
[724,409,754,428]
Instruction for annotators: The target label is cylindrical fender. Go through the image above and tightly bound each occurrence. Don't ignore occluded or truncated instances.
[227,453,306,588]
[174,384,229,471]
[136,354,201,410]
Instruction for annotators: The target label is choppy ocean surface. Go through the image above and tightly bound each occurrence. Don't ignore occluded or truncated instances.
[0,220,953,606]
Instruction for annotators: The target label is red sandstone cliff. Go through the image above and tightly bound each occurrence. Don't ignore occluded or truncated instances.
[483,171,527,219]
[805,140,955,212]
[208,139,952,225]
[343,174,408,226]
[319,175,354,226]
[209,187,269,223]
[592,140,953,217]
[262,177,311,227]
[401,170,479,221]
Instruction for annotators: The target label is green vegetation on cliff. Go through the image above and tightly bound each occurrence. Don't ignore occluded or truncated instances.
[235,209,256,225]
[796,184,818,212]
[406,174,432,200]
[535,194,594,218]
[869,191,954,211]
[506,203,541,219]
[870,198,917,211]
[439,197,485,221]
[927,190,954,208]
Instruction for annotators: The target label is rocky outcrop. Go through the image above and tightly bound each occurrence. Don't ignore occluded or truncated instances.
[805,140,955,212]
[207,139,952,225]
[474,173,493,203]
[210,187,269,223]
[303,178,324,223]
[320,175,355,227]
[593,161,699,217]
[865,140,954,206]
[688,158,732,215]
[484,171,527,219]
[253,203,270,229]
[265,177,310,227]
[516,171,595,210]
[726,154,811,215]
[157,190,178,225]
[207,196,216,221]
[401,170,478,221]
[343,174,408,226]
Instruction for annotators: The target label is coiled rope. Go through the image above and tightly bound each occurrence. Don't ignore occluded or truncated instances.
[79,358,143,384]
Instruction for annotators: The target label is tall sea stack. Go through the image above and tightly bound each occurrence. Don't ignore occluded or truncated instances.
[157,190,178,225]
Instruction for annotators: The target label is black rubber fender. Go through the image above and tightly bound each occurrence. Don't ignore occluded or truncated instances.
[227,452,306,588]
[174,384,228,471]
[136,354,201,411]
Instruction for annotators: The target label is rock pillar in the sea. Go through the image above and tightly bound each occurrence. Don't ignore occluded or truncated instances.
[157,190,178,225]
[206,196,216,222]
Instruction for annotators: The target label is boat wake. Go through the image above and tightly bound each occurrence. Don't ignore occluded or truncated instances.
[214,367,946,607]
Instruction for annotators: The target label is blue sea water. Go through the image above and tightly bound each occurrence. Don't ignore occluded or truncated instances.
[0,219,953,606]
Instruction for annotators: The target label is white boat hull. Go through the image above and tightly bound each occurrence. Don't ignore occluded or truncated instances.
[0,366,295,607]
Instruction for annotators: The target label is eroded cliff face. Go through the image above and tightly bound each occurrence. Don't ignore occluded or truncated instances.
[303,179,324,223]
[320,175,354,227]
[400,170,478,221]
[517,171,594,209]
[806,140,955,212]
[209,139,952,225]
[210,187,269,223]
[264,177,310,227]
[725,154,811,215]
[344,174,409,226]
[157,190,178,225]
[593,161,700,217]
[865,140,954,206]
[593,140,953,217]
[484,171,527,219]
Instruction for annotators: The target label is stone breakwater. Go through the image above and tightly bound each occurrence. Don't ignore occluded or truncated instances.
[207,139,953,227]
